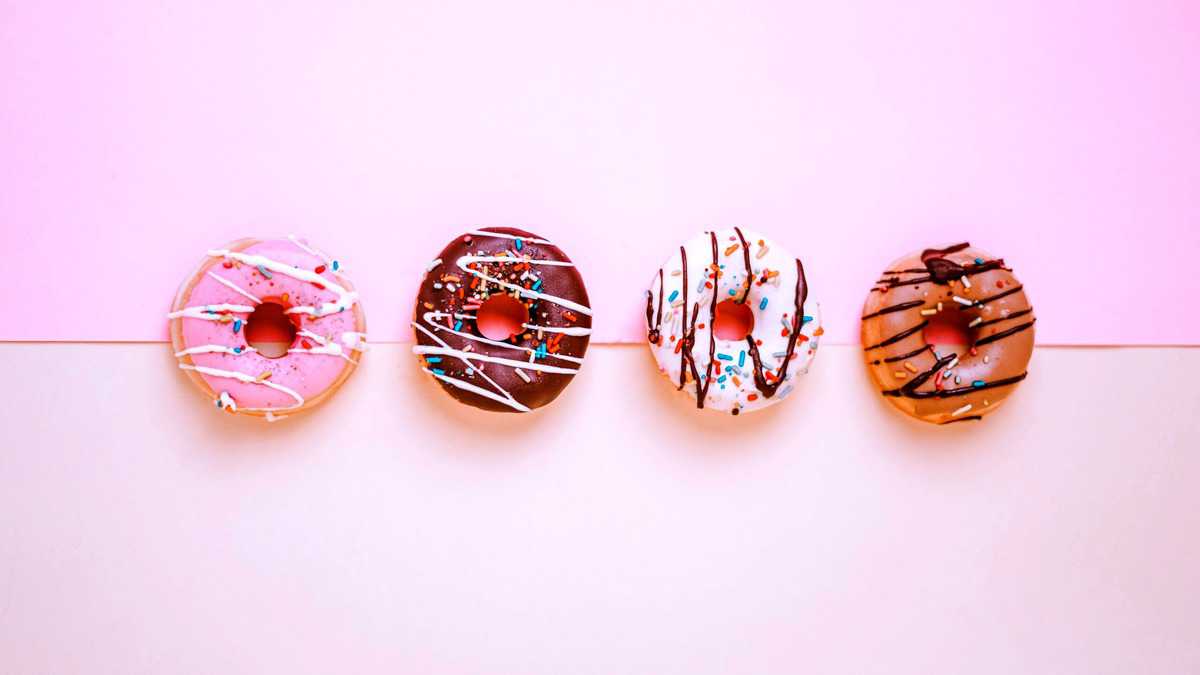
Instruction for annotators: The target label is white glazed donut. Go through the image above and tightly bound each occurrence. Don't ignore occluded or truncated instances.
[644,228,822,415]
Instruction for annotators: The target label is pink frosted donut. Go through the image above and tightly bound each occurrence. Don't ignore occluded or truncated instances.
[167,236,367,421]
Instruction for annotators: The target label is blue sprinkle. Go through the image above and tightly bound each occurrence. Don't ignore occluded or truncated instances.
[738,350,746,367]
[515,238,523,251]
[431,368,446,376]
[232,319,242,333]
[972,380,986,388]
[717,375,728,383]
[532,279,543,291]
[717,353,733,361]
[759,298,768,310]
[802,315,813,324]
[975,257,984,264]
[425,357,443,363]
[234,346,243,354]
[725,366,733,373]
[256,264,272,279]
[454,320,463,331]
[668,290,679,303]
[332,260,340,271]
[728,289,736,296]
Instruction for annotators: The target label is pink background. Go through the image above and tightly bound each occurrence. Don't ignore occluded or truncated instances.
[2,0,1199,344]
[3,3,1200,672]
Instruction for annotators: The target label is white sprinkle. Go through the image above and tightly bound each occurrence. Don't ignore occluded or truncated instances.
[961,275,972,289]
[446,283,457,292]
[920,308,938,316]
[426,258,442,271]
[983,355,990,364]
[937,302,943,312]
[953,296,974,306]
[946,356,960,370]
[968,317,983,328]
[515,368,531,383]
[952,403,973,417]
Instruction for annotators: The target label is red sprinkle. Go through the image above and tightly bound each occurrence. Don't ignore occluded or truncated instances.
[315,265,326,274]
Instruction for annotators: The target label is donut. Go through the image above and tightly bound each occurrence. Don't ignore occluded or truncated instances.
[645,228,822,415]
[413,227,592,413]
[861,242,1035,425]
[168,236,367,421]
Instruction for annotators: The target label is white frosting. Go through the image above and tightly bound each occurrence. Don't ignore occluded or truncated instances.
[645,228,821,414]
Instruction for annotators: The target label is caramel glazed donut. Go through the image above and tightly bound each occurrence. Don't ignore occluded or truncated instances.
[861,242,1035,425]
[413,228,592,412]
[645,228,822,415]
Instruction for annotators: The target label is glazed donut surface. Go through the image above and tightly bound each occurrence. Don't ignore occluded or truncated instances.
[861,242,1035,425]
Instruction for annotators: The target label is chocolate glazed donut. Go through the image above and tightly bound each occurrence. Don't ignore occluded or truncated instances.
[861,243,1035,425]
[413,227,592,412]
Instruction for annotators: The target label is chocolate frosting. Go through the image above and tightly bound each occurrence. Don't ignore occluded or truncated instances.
[413,228,592,412]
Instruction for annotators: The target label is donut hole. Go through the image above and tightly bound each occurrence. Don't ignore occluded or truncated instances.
[923,309,976,350]
[245,302,299,359]
[713,300,755,341]
[476,294,529,341]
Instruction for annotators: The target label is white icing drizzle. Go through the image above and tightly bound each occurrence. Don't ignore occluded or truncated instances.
[288,330,357,363]
[169,240,367,418]
[423,367,532,412]
[175,344,256,358]
[286,234,349,278]
[339,331,369,351]
[420,312,584,364]
[414,230,592,412]
[205,271,261,304]
[463,230,552,244]
[216,391,237,413]
[521,323,591,336]
[413,321,529,412]
[167,303,255,320]
[413,345,579,374]
[438,312,590,336]
[208,248,358,318]
[179,363,304,412]
[455,255,592,316]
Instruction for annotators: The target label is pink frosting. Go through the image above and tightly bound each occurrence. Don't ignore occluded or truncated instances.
[175,238,364,412]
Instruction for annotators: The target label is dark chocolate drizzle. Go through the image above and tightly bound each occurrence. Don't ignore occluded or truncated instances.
[861,300,924,320]
[883,372,1028,399]
[974,307,1033,329]
[729,227,810,401]
[677,234,719,408]
[962,284,1023,307]
[940,415,983,424]
[663,229,810,408]
[872,242,1008,292]
[883,345,934,364]
[863,320,927,351]
[646,268,664,344]
[973,319,1036,347]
